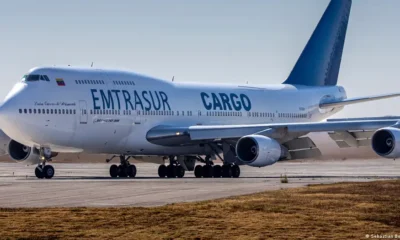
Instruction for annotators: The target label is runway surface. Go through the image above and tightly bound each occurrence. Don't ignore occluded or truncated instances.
[0,159,398,208]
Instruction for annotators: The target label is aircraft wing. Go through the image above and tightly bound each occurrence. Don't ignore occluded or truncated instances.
[146,119,400,147]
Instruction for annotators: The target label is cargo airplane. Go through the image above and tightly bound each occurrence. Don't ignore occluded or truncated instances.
[0,0,399,179]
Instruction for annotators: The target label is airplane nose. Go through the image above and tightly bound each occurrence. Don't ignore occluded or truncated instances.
[0,98,15,129]
[0,82,26,129]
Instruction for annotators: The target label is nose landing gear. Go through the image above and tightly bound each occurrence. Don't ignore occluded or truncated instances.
[35,147,55,179]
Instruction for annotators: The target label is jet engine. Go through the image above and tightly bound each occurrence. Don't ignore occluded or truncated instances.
[372,127,400,159]
[235,135,284,167]
[7,140,41,165]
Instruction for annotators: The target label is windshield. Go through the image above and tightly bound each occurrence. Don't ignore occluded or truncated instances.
[22,74,50,82]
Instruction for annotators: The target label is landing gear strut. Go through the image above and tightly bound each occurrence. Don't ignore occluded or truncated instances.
[158,156,185,178]
[109,155,136,178]
[35,147,55,179]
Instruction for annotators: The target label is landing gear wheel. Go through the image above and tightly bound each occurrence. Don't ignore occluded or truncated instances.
[203,165,213,178]
[213,165,222,178]
[158,165,167,178]
[222,165,232,178]
[127,165,137,178]
[110,164,119,178]
[43,165,55,179]
[194,165,203,178]
[176,165,185,178]
[118,165,127,178]
[167,164,176,178]
[231,165,240,178]
[35,166,44,179]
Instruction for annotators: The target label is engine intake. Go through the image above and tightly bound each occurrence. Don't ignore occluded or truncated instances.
[8,140,40,165]
[236,135,284,167]
[372,127,400,158]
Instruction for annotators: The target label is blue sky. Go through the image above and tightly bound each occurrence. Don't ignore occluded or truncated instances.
[1,0,399,118]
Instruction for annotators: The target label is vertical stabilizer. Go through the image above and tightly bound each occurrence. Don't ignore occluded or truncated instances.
[284,0,352,86]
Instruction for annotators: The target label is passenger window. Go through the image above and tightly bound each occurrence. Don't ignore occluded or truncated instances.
[58,109,61,114]
[19,109,22,114]
[29,109,32,114]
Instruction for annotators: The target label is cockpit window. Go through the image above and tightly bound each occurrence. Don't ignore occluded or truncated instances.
[23,74,50,82]
[26,75,40,81]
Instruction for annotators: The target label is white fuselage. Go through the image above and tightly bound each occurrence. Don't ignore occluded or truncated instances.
[0,67,346,156]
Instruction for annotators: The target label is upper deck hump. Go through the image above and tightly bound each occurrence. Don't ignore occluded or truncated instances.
[28,66,173,86]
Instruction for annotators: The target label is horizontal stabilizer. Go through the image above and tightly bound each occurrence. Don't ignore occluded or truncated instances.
[320,93,400,109]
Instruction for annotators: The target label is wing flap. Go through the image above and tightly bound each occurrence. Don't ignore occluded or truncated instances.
[283,137,317,150]
[287,148,322,160]
[328,130,374,148]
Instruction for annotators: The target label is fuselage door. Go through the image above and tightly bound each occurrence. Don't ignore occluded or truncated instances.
[133,110,141,125]
[79,100,88,124]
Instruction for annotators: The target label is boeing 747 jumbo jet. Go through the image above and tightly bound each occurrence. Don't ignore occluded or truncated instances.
[1,0,400,179]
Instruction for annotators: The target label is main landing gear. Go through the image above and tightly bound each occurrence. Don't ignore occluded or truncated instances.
[194,164,240,178]
[35,147,55,179]
[108,155,137,178]
[158,156,185,178]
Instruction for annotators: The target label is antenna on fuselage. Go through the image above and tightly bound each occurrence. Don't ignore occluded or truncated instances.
[172,76,175,82]
[91,62,94,67]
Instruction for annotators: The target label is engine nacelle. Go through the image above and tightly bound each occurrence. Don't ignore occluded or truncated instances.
[372,127,400,159]
[8,140,41,165]
[236,135,283,167]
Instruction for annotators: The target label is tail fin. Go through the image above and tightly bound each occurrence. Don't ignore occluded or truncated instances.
[283,0,352,86]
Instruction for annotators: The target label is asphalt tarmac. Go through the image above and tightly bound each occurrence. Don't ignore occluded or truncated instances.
[0,159,398,207]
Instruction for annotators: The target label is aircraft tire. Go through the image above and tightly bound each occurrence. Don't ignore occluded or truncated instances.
[43,165,55,179]
[35,166,44,179]
[158,165,167,178]
[203,165,213,178]
[194,165,203,178]
[127,165,137,178]
[118,165,127,178]
[167,164,176,178]
[222,165,232,178]
[110,164,119,178]
[176,165,185,178]
[231,165,240,178]
[212,165,222,178]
